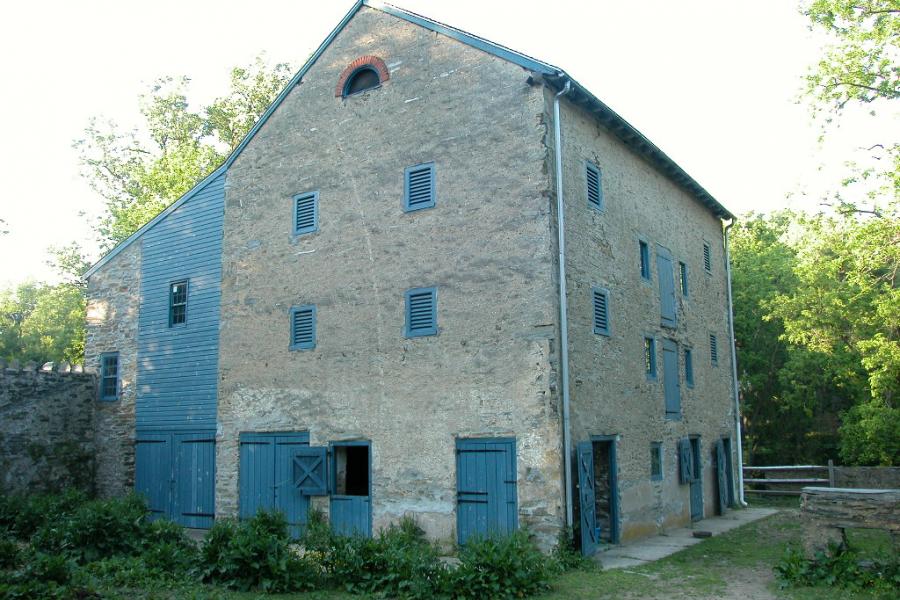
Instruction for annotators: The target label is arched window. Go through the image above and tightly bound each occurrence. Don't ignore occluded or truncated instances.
[335,56,390,98]
[344,67,381,96]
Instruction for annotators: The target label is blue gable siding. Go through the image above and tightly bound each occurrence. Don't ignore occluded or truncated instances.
[137,172,224,430]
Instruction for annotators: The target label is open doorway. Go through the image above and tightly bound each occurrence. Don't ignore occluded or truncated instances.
[330,441,371,536]
[592,437,619,544]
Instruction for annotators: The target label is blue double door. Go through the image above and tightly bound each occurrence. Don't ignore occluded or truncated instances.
[455,438,518,545]
[135,430,216,528]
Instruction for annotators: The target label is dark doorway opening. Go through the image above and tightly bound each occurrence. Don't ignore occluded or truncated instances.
[335,445,369,496]
[592,438,619,544]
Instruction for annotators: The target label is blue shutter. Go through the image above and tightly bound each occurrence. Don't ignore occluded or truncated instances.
[703,242,712,273]
[577,441,599,556]
[293,192,319,235]
[291,446,328,496]
[239,434,275,521]
[403,163,435,211]
[662,339,681,418]
[656,245,677,328]
[585,163,602,210]
[678,438,693,484]
[405,287,437,337]
[710,333,718,365]
[276,435,316,537]
[592,287,610,336]
[135,433,172,520]
[290,305,316,350]
[716,439,728,514]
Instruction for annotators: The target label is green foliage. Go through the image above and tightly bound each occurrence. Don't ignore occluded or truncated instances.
[550,528,595,573]
[199,510,319,593]
[776,543,900,592]
[75,57,292,250]
[0,489,88,539]
[0,536,19,569]
[450,530,553,599]
[32,494,148,563]
[0,280,86,364]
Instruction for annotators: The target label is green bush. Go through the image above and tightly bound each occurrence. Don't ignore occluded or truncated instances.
[312,516,447,599]
[140,518,199,575]
[0,490,87,539]
[0,536,20,570]
[550,528,595,573]
[199,510,319,593]
[33,494,148,563]
[776,544,900,592]
[449,530,552,600]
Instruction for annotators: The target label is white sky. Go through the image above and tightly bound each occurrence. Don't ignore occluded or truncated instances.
[0,0,892,286]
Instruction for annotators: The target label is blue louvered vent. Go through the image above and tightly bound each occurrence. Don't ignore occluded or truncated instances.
[586,163,602,210]
[592,288,610,336]
[291,306,316,350]
[294,192,318,235]
[404,163,435,212]
[703,242,712,273]
[709,333,718,365]
[405,287,437,337]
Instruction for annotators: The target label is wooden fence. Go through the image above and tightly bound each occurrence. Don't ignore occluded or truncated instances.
[743,461,836,496]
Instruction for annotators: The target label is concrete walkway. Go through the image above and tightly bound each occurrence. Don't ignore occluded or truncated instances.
[597,508,779,570]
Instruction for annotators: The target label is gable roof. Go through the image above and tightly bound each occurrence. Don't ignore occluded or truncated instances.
[86,0,732,279]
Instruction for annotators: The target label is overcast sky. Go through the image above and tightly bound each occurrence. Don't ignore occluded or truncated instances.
[0,0,890,286]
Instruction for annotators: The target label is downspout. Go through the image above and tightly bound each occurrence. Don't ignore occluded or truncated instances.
[723,220,747,506]
[552,79,574,528]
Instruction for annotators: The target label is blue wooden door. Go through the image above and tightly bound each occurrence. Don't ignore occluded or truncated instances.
[239,434,275,521]
[689,437,703,521]
[662,339,681,418]
[275,435,314,537]
[135,433,172,520]
[173,432,216,528]
[330,443,371,537]
[656,245,677,328]
[715,439,728,515]
[577,442,599,556]
[456,438,517,545]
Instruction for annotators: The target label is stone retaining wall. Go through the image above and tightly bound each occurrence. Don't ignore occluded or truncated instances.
[0,361,96,495]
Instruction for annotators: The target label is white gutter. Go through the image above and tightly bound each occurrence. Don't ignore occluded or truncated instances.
[723,220,747,506]
[553,80,574,527]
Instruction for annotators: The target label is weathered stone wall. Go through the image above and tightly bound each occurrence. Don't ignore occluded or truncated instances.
[84,242,142,498]
[0,363,96,495]
[552,91,737,541]
[218,6,563,547]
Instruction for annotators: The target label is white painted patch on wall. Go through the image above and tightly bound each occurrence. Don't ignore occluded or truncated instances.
[404,97,420,104]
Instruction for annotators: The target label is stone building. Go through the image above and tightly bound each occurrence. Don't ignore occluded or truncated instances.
[84,0,742,553]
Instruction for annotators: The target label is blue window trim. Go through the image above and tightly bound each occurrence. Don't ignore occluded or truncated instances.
[168,279,189,328]
[293,191,319,236]
[585,161,603,211]
[644,336,657,381]
[639,239,651,281]
[679,261,689,297]
[685,348,695,387]
[403,162,436,212]
[592,286,611,336]
[99,352,120,401]
[404,287,437,337]
[290,304,317,351]
[710,333,718,366]
[342,66,382,97]
[650,442,663,481]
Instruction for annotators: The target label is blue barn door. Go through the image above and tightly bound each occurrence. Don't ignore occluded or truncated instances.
[456,438,517,545]
[656,245,677,328]
[135,433,172,520]
[662,339,681,418]
[689,437,703,521]
[239,434,275,521]
[275,436,316,537]
[173,432,216,528]
[715,439,728,515]
[576,441,599,556]
[330,442,372,537]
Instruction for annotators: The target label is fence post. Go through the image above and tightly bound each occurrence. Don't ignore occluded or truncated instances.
[827,459,835,488]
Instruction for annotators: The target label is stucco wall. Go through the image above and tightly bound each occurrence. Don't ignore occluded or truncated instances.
[84,242,142,498]
[218,7,562,546]
[552,92,737,541]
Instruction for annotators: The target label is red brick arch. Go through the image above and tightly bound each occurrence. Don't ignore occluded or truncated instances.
[335,55,390,97]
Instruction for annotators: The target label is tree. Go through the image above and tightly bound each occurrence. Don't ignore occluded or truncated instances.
[75,56,292,250]
[0,281,85,364]
[802,0,899,215]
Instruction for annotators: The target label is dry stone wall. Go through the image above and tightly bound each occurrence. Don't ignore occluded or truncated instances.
[0,362,96,495]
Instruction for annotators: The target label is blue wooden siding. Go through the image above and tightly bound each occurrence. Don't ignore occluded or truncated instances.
[456,438,517,545]
[136,171,224,430]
